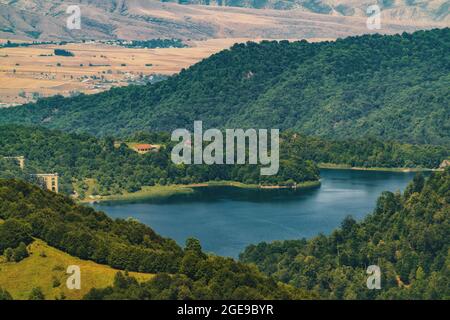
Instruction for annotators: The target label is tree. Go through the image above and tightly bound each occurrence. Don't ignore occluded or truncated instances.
[405,172,425,196]
[0,287,12,300]
[113,272,137,290]
[185,238,204,257]
[12,242,29,262]
[28,287,45,300]
[4,248,13,262]
[180,252,201,279]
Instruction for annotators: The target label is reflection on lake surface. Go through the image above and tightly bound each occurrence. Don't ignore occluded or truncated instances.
[93,169,419,257]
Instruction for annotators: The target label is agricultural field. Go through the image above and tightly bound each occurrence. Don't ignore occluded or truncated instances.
[0,38,256,106]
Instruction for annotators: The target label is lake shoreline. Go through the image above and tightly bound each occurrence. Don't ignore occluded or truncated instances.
[79,180,321,204]
[318,163,437,172]
[78,164,434,204]
[91,169,417,257]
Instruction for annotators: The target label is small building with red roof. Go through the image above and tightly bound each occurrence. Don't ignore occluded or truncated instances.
[132,144,160,154]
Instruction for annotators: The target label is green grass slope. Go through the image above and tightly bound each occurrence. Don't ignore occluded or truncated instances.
[0,239,154,300]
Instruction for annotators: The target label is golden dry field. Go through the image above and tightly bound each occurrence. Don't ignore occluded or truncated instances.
[0,38,258,106]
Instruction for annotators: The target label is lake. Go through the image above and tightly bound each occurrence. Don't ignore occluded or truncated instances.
[93,169,418,258]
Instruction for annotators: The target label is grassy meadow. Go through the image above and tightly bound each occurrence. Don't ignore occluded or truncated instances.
[0,239,154,300]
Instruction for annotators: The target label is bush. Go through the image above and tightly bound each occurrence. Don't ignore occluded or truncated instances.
[28,287,45,300]
[4,248,13,262]
[12,242,29,262]
[0,287,12,300]
[52,277,61,288]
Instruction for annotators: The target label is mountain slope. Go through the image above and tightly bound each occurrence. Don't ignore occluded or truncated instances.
[0,0,445,41]
[170,0,450,23]
[0,239,154,300]
[240,169,450,299]
[0,178,308,299]
[1,28,448,144]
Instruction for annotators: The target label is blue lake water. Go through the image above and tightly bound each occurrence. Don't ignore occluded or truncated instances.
[93,169,418,258]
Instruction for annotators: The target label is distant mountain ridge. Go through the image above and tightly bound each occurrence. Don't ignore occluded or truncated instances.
[0,28,448,145]
[168,0,450,22]
[0,0,446,41]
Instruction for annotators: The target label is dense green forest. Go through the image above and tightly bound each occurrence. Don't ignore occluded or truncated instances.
[0,179,307,299]
[282,132,449,169]
[2,171,445,299]
[1,125,447,196]
[0,125,319,195]
[0,28,448,144]
[240,169,450,299]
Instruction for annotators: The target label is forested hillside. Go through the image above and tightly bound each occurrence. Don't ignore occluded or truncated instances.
[0,179,307,299]
[0,125,319,195]
[240,169,450,299]
[1,168,448,299]
[282,133,449,169]
[1,125,447,197]
[0,28,448,144]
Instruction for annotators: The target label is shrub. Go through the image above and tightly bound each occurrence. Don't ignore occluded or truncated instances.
[12,242,29,262]
[28,287,45,300]
[0,288,12,300]
[4,248,13,262]
[52,277,61,288]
